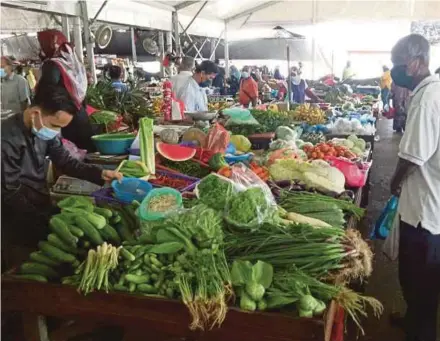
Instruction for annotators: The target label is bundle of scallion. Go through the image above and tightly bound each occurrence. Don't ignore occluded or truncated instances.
[225,224,372,281]
[278,190,365,220]
[267,267,383,334]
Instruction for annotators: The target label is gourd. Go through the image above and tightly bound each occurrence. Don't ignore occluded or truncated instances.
[160,129,179,144]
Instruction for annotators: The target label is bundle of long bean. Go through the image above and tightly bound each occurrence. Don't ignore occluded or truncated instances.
[225,223,372,281]
[278,190,365,220]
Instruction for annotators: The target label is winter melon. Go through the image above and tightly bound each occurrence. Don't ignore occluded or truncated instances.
[156,142,196,161]
[159,129,179,144]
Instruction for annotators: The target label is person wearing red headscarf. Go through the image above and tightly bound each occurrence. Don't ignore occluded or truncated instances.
[37,29,96,152]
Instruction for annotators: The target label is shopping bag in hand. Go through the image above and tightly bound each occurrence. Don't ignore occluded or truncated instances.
[370,195,399,240]
[382,214,400,261]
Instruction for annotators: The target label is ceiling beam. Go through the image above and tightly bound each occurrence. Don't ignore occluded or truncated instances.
[175,1,201,11]
[225,1,281,23]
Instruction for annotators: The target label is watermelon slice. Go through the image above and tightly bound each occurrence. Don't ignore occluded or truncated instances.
[156,142,196,162]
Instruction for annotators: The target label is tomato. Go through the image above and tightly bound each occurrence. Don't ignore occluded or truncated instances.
[317,152,324,159]
[311,152,318,159]
[321,145,330,153]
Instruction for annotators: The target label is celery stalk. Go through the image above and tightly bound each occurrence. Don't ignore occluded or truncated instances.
[139,118,155,175]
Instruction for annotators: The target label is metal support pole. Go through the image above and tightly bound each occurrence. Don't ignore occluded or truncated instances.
[130,27,137,63]
[181,1,207,36]
[79,1,96,84]
[72,16,83,63]
[224,21,229,78]
[165,31,172,53]
[209,39,216,61]
[286,45,291,110]
[61,16,70,41]
[90,0,108,26]
[311,0,317,80]
[172,11,180,55]
[158,31,165,77]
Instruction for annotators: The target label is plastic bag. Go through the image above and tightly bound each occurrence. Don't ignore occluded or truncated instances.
[328,157,371,187]
[382,214,400,261]
[205,123,230,153]
[62,139,87,161]
[224,163,277,229]
[223,108,260,127]
[371,196,399,240]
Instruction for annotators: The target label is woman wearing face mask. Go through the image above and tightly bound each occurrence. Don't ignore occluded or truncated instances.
[290,66,322,104]
[36,29,96,152]
[1,84,122,268]
[175,60,218,112]
[239,67,259,107]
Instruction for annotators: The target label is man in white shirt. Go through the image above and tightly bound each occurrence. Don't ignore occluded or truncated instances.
[389,34,440,341]
[171,56,194,96]
[175,60,218,112]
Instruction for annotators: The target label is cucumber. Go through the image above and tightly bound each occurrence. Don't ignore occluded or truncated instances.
[94,207,113,219]
[129,282,136,292]
[128,259,143,272]
[120,248,136,262]
[115,221,135,243]
[137,284,157,294]
[110,215,121,225]
[75,216,104,245]
[12,274,48,282]
[67,225,85,238]
[38,241,76,263]
[125,274,150,284]
[29,251,60,267]
[20,262,59,279]
[99,224,121,245]
[49,216,78,247]
[47,234,78,254]
[113,284,128,291]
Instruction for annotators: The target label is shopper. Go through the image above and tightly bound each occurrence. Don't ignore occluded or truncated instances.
[389,33,440,341]
[212,59,226,95]
[227,65,241,96]
[37,29,96,152]
[342,61,355,81]
[273,66,283,80]
[175,60,218,112]
[390,82,410,133]
[290,66,322,104]
[239,66,259,107]
[171,56,194,96]
[109,65,128,92]
[1,56,31,113]
[1,84,122,268]
[380,65,392,108]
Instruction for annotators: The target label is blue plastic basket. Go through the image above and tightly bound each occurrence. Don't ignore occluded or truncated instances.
[111,178,152,203]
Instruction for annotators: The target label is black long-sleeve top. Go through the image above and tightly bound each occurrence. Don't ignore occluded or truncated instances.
[1,113,104,219]
[38,61,96,152]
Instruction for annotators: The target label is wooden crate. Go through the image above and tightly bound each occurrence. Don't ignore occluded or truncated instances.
[2,277,338,341]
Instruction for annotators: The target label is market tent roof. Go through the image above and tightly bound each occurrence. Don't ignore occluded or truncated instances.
[2,1,440,37]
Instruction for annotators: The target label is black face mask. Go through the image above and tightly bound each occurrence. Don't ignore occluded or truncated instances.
[391,65,415,90]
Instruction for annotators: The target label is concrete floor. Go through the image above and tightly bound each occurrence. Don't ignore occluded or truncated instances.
[357,117,406,341]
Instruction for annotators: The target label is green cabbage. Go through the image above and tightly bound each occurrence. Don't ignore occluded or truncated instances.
[299,295,318,312]
[245,282,265,301]
[240,292,257,311]
[275,126,297,141]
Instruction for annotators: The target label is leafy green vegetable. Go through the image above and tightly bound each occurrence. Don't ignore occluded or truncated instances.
[240,292,257,311]
[197,174,233,211]
[245,282,265,301]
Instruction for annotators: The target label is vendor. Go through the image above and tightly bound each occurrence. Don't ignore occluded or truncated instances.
[1,84,122,268]
[1,56,31,113]
[239,66,259,107]
[37,29,96,152]
[290,66,322,104]
[175,60,218,112]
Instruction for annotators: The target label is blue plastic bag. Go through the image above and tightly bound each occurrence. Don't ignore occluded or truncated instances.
[371,196,399,240]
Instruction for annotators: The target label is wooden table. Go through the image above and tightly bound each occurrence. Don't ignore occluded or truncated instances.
[2,277,338,341]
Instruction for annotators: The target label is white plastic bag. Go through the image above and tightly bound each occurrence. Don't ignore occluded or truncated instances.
[382,214,400,261]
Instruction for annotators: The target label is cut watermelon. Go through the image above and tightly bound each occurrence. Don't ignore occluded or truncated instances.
[156,142,196,162]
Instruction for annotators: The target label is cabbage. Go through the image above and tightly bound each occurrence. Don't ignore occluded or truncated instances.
[230,135,251,152]
[299,295,318,311]
[296,139,305,148]
[276,126,297,141]
[313,300,326,315]
[245,282,265,301]
[240,292,257,311]
[299,309,314,318]
[354,138,366,151]
[351,147,363,156]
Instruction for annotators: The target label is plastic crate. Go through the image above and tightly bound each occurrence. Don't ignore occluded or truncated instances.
[248,133,275,150]
[149,169,200,193]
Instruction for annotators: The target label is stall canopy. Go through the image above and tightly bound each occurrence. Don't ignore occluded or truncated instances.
[2,1,440,37]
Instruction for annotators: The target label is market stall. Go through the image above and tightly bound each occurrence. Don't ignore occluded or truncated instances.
[3,72,382,341]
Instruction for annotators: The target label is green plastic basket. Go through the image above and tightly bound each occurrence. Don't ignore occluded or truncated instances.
[138,187,183,221]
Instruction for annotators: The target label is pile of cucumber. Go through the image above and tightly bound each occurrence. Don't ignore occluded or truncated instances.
[14,196,139,283]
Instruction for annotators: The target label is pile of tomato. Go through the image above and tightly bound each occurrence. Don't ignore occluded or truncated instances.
[303,142,357,160]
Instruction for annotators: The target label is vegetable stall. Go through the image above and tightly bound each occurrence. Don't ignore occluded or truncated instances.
[3,84,380,341]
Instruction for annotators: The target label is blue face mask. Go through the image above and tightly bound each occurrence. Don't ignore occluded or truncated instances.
[199,80,211,88]
[391,65,415,90]
[32,115,60,140]
[0,68,6,78]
